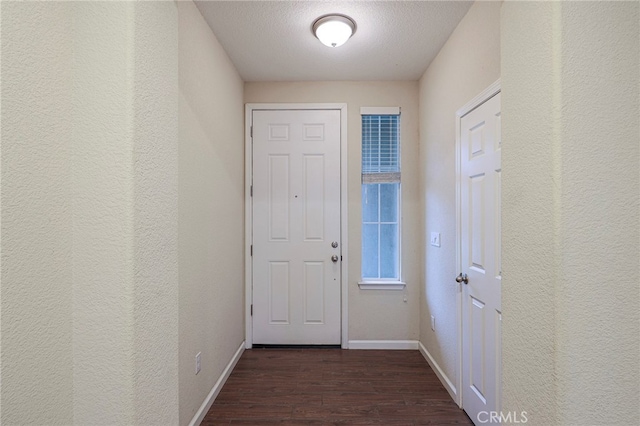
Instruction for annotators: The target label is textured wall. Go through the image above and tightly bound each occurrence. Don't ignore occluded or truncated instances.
[244,81,420,341]
[1,3,75,423]
[555,3,639,422]
[501,2,559,423]
[502,1,639,424]
[1,2,181,424]
[71,3,136,423]
[177,2,245,425]
[132,2,180,425]
[417,0,501,397]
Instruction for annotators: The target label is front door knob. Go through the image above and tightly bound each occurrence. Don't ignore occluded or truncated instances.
[455,273,469,284]
[331,255,339,263]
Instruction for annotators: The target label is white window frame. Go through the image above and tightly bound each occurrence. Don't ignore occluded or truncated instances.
[358,107,405,291]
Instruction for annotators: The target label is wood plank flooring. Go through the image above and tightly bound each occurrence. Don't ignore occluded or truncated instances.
[202,348,473,425]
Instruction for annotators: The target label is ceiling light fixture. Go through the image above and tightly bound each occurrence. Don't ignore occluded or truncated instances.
[312,14,356,48]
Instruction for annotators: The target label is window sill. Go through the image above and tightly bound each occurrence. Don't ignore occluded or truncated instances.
[358,281,406,290]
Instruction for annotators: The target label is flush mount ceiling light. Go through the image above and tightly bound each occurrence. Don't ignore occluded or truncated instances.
[312,14,356,48]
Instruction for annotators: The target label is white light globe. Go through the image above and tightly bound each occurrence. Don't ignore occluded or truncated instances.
[313,15,356,48]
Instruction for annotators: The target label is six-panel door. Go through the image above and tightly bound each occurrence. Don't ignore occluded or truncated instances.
[252,109,341,344]
[460,92,502,424]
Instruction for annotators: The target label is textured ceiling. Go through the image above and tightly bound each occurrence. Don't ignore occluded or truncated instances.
[195,1,473,82]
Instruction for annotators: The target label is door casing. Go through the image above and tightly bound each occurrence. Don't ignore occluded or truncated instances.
[455,80,501,407]
[244,103,349,349]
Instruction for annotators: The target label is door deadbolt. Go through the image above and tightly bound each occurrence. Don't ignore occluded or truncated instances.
[331,241,338,248]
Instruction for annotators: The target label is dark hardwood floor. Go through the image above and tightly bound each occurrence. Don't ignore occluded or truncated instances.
[202,348,473,425]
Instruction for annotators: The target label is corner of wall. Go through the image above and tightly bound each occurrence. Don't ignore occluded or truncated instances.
[417,0,501,401]
[502,2,640,424]
[71,2,181,424]
[177,1,246,424]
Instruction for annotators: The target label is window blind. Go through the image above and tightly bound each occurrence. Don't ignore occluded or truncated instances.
[362,115,400,184]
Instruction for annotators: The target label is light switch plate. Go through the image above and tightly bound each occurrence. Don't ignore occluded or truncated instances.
[430,232,441,247]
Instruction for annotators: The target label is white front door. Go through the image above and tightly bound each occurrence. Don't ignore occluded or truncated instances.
[252,109,341,345]
[460,92,502,424]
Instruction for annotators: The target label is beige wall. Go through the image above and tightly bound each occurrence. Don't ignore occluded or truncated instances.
[132,3,180,424]
[2,2,183,424]
[417,1,501,397]
[502,1,639,424]
[2,2,75,423]
[177,2,245,424]
[72,3,137,423]
[501,2,557,423]
[4,1,638,424]
[245,82,420,341]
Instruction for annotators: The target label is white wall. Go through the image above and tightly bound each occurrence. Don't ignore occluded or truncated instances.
[244,82,421,342]
[177,2,245,424]
[2,2,181,424]
[417,1,501,397]
[502,1,640,424]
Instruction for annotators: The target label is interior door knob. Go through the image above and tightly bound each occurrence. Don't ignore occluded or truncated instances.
[331,255,339,263]
[455,273,469,284]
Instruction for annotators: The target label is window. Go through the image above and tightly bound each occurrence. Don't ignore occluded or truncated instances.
[360,108,401,285]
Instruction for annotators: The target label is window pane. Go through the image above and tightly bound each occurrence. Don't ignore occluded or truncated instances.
[361,113,400,281]
[379,183,398,223]
[380,224,399,279]
[362,224,379,278]
[362,184,379,223]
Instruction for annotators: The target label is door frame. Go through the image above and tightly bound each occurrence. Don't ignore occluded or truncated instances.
[455,80,501,407]
[244,103,349,349]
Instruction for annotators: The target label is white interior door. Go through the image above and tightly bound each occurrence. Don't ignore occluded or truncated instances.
[252,109,341,345]
[460,92,501,423]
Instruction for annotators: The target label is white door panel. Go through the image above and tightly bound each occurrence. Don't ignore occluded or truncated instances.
[252,109,341,344]
[461,92,501,423]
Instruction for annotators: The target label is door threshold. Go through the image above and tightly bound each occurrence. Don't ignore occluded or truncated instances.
[251,344,341,349]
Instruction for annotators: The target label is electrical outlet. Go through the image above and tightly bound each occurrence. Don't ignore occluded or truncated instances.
[195,352,201,375]
[431,315,436,331]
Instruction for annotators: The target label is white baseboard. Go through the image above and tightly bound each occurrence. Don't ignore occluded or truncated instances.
[348,340,419,350]
[188,341,245,426]
[418,341,458,404]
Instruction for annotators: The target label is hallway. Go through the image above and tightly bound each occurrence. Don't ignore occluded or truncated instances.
[1,1,638,424]
[203,349,472,425]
